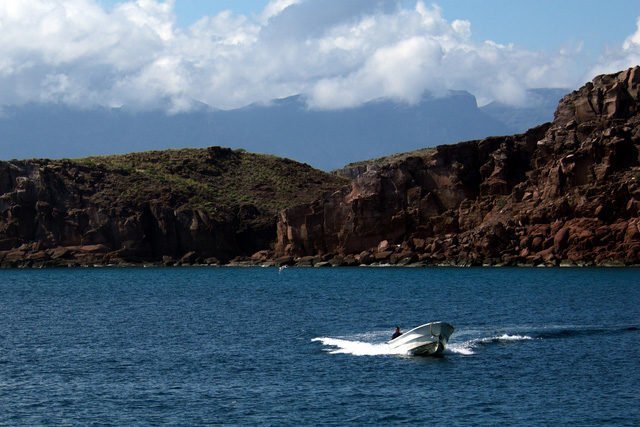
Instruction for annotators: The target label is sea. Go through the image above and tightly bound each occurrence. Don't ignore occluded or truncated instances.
[0,267,638,425]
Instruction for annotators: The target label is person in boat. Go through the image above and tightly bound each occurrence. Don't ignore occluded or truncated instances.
[391,326,402,340]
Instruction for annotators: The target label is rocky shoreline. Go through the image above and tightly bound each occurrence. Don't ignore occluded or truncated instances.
[274,67,640,267]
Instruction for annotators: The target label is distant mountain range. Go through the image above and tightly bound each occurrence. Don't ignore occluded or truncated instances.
[480,88,568,132]
[0,89,567,170]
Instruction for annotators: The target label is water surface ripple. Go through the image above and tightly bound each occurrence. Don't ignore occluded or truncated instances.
[0,267,638,425]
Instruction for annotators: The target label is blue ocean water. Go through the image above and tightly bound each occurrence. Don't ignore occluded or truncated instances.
[0,267,638,425]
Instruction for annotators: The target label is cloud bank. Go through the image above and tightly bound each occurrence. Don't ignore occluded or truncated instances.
[0,0,635,112]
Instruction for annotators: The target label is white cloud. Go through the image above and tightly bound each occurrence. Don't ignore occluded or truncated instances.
[590,17,640,78]
[451,19,471,40]
[310,36,444,109]
[623,17,640,50]
[0,0,598,112]
[261,0,300,22]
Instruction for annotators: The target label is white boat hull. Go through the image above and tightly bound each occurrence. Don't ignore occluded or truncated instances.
[388,322,454,356]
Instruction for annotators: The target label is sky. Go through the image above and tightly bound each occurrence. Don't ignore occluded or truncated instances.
[1,0,639,113]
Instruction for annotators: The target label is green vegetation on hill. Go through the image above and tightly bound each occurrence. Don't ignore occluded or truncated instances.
[77,146,349,220]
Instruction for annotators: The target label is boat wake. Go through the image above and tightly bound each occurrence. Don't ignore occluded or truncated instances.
[447,334,533,355]
[312,332,533,357]
[311,337,405,356]
[312,324,637,357]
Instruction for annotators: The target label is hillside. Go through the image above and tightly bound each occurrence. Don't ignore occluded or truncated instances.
[0,147,346,267]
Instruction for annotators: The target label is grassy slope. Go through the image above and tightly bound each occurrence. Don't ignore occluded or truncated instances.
[75,147,349,220]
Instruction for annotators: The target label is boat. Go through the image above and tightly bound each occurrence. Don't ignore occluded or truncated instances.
[388,322,455,356]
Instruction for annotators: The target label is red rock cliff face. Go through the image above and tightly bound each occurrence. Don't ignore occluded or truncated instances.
[0,160,250,266]
[276,67,640,266]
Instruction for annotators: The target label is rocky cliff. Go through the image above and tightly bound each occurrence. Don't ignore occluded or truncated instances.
[0,147,346,267]
[276,67,640,266]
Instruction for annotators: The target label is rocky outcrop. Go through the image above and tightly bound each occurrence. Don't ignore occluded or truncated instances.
[0,147,345,267]
[276,67,640,266]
